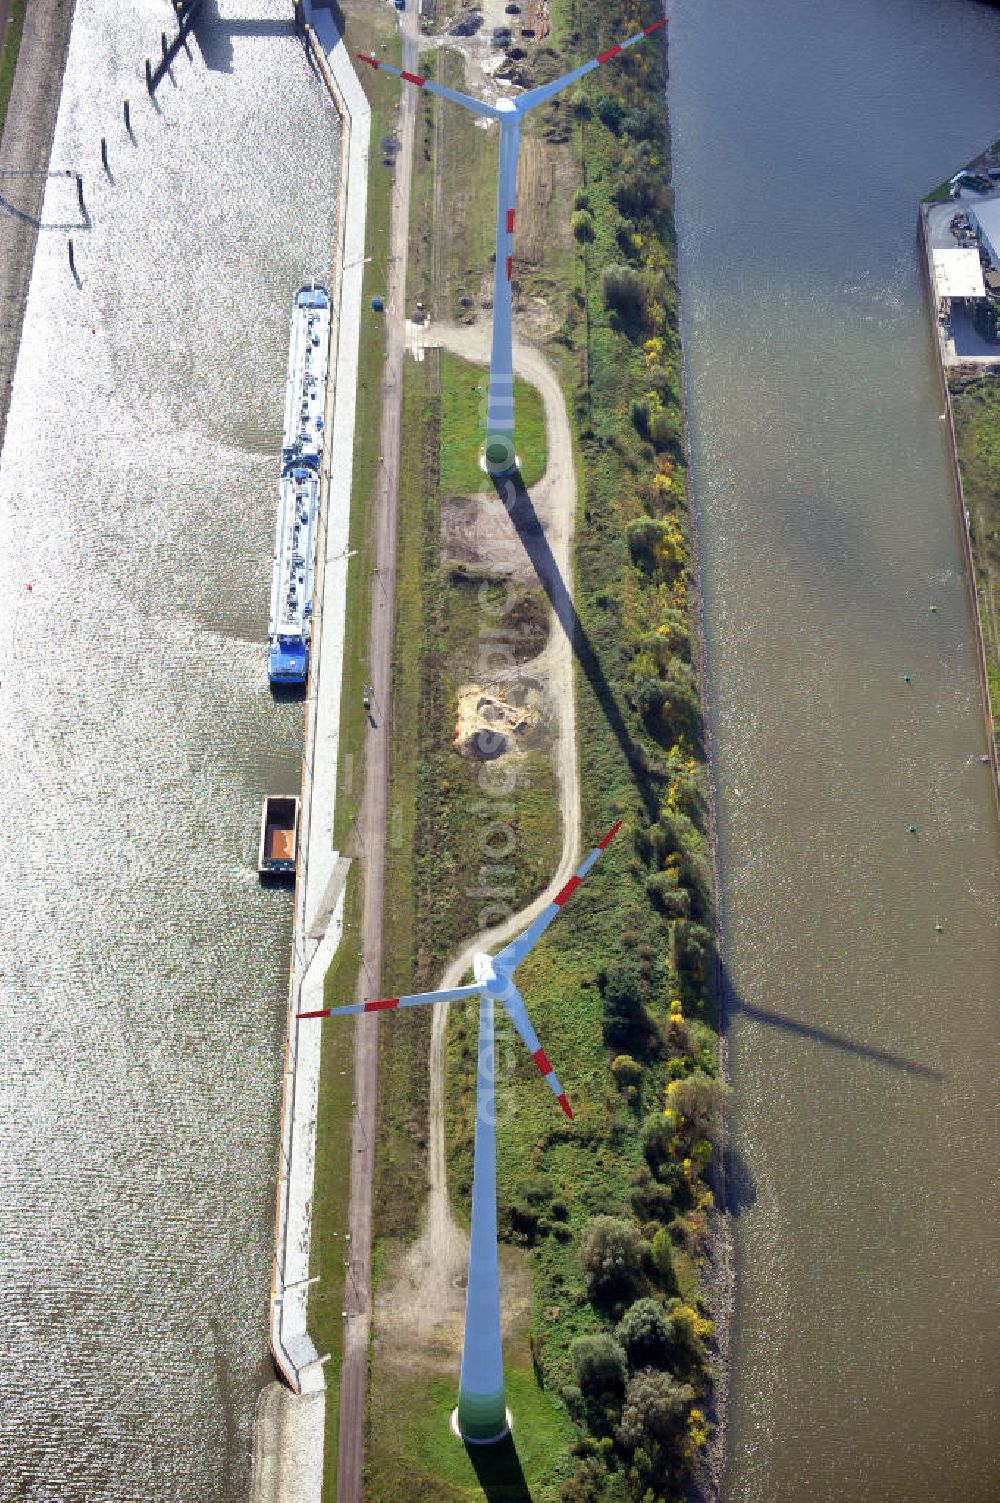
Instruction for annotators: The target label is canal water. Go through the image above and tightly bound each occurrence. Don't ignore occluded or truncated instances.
[668,2,1000,1500]
[0,3,339,1499]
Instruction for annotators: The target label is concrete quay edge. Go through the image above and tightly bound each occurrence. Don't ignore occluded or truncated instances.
[259,0,371,1468]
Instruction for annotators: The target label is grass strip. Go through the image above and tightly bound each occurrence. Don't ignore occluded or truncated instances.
[351,2,724,1497]
[306,6,402,1491]
[0,0,28,143]
[439,350,547,493]
[949,370,1000,747]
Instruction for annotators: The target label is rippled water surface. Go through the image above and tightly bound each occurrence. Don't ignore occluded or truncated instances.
[668,3,1000,1500]
[0,3,339,1497]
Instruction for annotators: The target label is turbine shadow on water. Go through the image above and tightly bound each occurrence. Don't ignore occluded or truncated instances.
[720,960,943,1081]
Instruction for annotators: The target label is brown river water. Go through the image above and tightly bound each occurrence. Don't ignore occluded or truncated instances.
[668,2,1000,1500]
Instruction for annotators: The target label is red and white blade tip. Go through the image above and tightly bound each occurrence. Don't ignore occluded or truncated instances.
[557,1093,573,1119]
[599,818,623,849]
[298,1008,331,1019]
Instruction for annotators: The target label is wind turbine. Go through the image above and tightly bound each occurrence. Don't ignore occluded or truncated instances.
[358,15,667,475]
[299,818,622,1444]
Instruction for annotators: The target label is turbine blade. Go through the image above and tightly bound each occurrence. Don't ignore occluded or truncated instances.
[495,819,623,970]
[501,984,572,1118]
[356,53,499,118]
[514,18,667,114]
[298,983,480,1021]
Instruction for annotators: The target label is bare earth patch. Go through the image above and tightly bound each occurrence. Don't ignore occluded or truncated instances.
[373,1233,534,1381]
[441,491,539,582]
[453,685,537,758]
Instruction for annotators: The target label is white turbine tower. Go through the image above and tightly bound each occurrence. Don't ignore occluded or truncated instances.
[358,15,667,474]
[299,819,622,1444]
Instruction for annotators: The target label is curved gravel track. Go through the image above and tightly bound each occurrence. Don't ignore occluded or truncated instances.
[379,319,582,1343]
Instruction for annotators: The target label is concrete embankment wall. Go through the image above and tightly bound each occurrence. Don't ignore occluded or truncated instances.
[250,11,370,1502]
[918,206,1000,820]
[266,4,369,1390]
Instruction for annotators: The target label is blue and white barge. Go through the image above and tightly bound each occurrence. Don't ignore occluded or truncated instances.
[268,283,331,686]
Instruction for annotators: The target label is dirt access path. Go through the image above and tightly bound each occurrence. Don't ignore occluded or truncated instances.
[335,6,421,1502]
[375,318,582,1355]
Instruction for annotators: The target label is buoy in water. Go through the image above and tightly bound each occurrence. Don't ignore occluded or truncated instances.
[903,674,911,683]
[935,922,944,933]
[908,824,917,833]
[930,604,938,613]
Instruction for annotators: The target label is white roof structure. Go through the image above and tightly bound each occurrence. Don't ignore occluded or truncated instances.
[933,248,986,300]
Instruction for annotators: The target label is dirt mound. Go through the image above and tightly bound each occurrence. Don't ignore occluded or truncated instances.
[454,687,535,759]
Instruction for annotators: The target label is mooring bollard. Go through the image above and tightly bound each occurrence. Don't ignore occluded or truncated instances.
[145,57,153,93]
[123,97,131,132]
[76,174,86,217]
[101,135,109,172]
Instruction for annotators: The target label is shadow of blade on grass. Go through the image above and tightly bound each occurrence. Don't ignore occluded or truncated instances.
[465,1433,533,1503]
[492,466,660,821]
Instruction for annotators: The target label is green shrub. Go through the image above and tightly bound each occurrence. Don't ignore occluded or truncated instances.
[645,869,690,918]
[650,1227,677,1290]
[504,1173,555,1244]
[649,408,680,451]
[599,962,652,1052]
[610,1053,643,1088]
[560,1457,609,1503]
[630,398,650,437]
[613,164,666,220]
[578,1215,649,1304]
[572,209,596,243]
[617,1369,692,1458]
[645,364,675,401]
[641,1114,674,1175]
[665,1070,730,1145]
[615,217,642,257]
[601,263,648,321]
[571,1332,628,1400]
[674,921,713,981]
[616,1297,675,1371]
[630,1168,674,1225]
[595,94,625,133]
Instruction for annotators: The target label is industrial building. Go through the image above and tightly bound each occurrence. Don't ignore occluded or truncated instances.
[970,199,1000,267]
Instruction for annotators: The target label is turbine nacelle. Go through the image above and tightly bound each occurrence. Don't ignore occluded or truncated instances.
[474,951,514,998]
[356,17,667,462]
